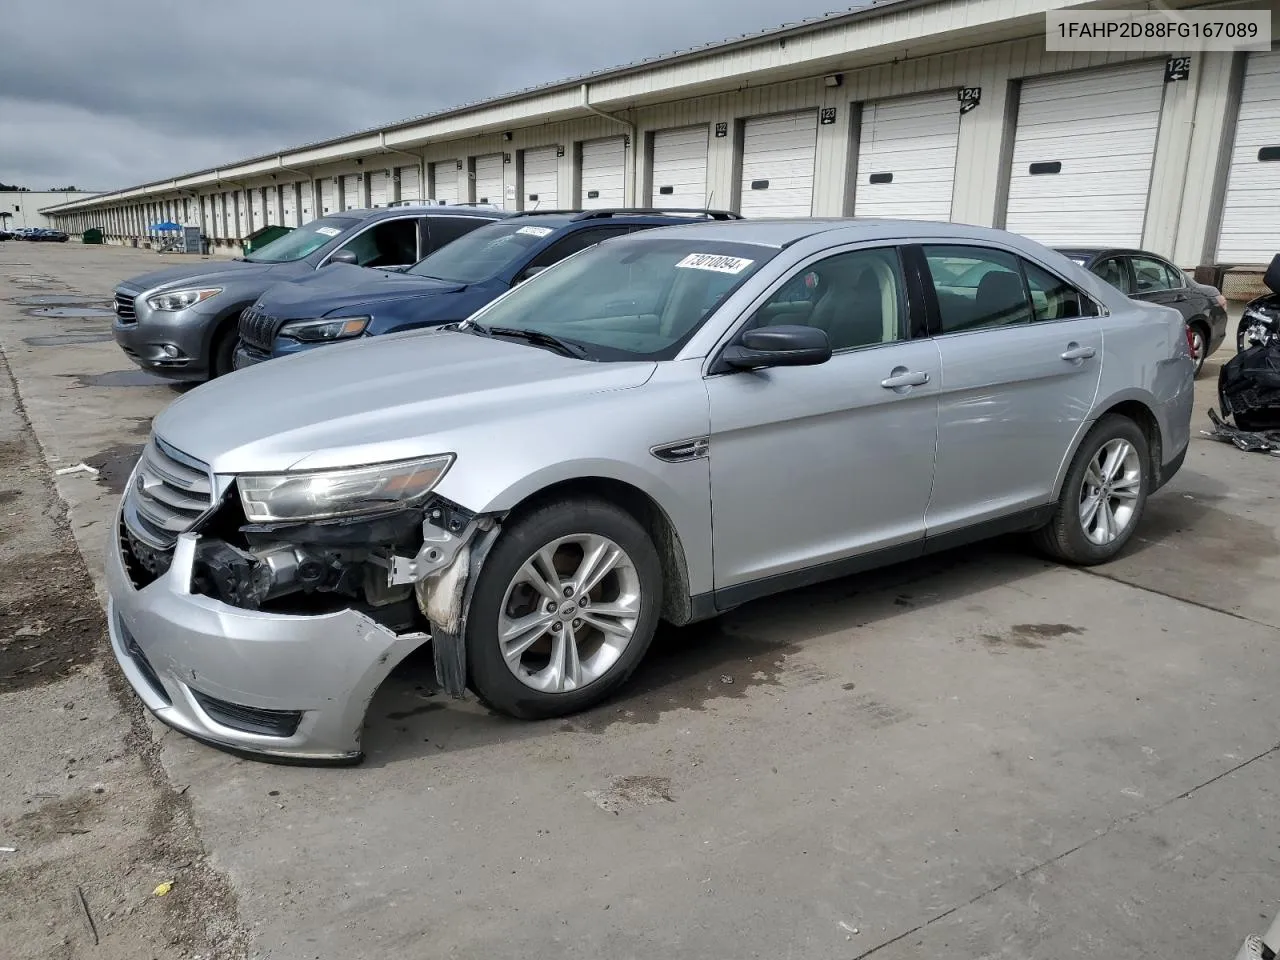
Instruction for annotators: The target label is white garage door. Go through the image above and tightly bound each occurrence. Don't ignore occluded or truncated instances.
[1217,51,1280,263]
[522,145,559,210]
[341,174,362,210]
[473,154,504,206]
[250,190,265,231]
[281,184,298,226]
[431,162,458,204]
[320,179,337,215]
[398,166,421,203]
[854,93,960,221]
[264,186,278,224]
[1005,61,1165,247]
[368,171,387,208]
[299,182,315,223]
[651,126,709,209]
[740,111,817,218]
[581,136,626,209]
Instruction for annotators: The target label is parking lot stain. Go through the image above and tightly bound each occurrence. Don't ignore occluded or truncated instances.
[571,621,801,733]
[63,369,172,388]
[386,702,447,721]
[585,775,674,814]
[982,622,1083,652]
[83,443,144,494]
[23,333,113,347]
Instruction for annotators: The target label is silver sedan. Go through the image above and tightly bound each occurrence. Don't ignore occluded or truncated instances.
[107,218,1195,762]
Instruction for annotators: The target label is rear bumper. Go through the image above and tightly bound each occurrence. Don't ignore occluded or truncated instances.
[107,512,429,763]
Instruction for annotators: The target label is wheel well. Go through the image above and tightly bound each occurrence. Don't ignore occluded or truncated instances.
[1098,399,1164,485]
[504,477,695,625]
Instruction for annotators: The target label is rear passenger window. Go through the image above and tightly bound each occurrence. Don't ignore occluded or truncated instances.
[1130,256,1180,293]
[1092,257,1131,294]
[1024,261,1098,321]
[426,216,490,252]
[923,246,1031,333]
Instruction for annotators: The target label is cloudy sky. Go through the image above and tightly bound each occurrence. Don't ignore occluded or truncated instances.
[2,0,857,193]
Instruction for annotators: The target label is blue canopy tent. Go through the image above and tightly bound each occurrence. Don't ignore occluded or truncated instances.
[149,221,181,232]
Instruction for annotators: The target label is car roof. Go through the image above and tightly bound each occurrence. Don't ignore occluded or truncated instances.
[624,218,1052,249]
[1054,247,1175,262]
[344,206,510,221]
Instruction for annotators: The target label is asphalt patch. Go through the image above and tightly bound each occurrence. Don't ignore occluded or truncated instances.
[25,306,113,318]
[23,333,113,347]
[11,294,107,306]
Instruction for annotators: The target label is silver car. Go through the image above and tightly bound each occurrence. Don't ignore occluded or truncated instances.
[106,219,1195,763]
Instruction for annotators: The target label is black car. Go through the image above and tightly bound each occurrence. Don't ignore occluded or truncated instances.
[1058,247,1228,376]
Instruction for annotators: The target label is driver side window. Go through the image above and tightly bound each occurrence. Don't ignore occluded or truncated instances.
[751,247,907,351]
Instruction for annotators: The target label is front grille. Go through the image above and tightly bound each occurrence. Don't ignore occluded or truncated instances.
[121,437,214,550]
[117,615,170,705]
[190,689,302,738]
[114,293,137,323]
[238,304,281,351]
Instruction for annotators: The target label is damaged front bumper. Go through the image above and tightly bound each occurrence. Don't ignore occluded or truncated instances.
[107,503,494,763]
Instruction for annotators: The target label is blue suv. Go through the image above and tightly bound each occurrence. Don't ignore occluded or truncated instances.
[234,208,743,367]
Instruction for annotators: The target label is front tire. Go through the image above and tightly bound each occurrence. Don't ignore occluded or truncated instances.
[466,498,663,720]
[1033,415,1150,565]
[210,324,238,379]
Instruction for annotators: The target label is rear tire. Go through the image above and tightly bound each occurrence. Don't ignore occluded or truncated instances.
[1033,415,1150,565]
[465,498,663,720]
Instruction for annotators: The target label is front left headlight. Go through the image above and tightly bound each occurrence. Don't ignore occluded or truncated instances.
[279,316,370,343]
[237,455,454,523]
[146,287,222,311]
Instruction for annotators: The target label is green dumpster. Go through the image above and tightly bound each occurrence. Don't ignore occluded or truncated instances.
[82,227,104,244]
[242,225,292,256]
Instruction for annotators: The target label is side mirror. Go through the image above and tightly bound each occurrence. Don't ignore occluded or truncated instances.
[327,249,359,266]
[517,265,548,283]
[721,325,832,371]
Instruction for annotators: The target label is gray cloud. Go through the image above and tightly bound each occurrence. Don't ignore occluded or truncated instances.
[2,0,852,191]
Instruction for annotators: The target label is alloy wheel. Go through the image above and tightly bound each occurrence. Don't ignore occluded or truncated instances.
[1079,438,1143,546]
[497,533,642,693]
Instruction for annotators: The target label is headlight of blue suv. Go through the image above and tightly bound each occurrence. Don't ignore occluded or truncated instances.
[145,287,222,311]
[237,455,454,523]
[278,316,371,342]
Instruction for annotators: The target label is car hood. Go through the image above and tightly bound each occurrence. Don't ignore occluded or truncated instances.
[117,259,281,294]
[154,328,656,473]
[258,263,465,318]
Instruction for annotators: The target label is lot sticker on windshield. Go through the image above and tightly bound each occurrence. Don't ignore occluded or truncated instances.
[676,253,754,274]
[516,226,554,238]
[314,226,341,237]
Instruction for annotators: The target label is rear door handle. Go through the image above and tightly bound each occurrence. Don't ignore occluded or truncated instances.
[881,369,930,389]
[1061,344,1097,361]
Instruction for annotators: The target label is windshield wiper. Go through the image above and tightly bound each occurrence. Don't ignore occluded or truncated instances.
[469,322,591,360]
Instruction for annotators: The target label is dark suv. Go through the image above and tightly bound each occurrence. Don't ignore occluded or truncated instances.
[234,208,743,368]
[112,204,507,381]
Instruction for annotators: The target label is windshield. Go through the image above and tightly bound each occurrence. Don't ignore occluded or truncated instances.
[407,219,568,283]
[243,217,357,263]
[464,235,776,361]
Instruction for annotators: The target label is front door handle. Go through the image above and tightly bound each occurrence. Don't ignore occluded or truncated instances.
[1061,343,1097,361]
[881,368,930,390]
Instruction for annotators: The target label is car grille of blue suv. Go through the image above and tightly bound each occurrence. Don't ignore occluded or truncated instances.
[238,304,281,351]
